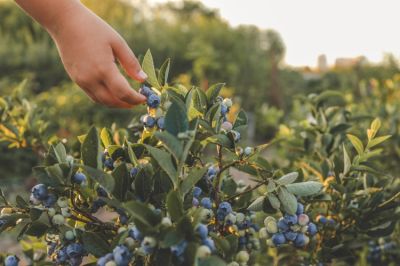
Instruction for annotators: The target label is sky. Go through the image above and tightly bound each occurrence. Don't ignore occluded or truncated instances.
[148,0,400,67]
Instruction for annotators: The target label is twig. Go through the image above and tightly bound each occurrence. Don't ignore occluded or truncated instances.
[225,180,268,202]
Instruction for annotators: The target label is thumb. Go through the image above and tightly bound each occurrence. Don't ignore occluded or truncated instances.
[112,37,147,82]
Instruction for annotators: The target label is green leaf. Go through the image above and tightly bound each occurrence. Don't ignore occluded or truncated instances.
[16,195,29,209]
[112,163,130,201]
[81,232,111,257]
[100,128,113,147]
[81,126,102,169]
[145,145,177,187]
[25,222,48,237]
[367,135,391,149]
[233,109,248,129]
[166,190,184,222]
[198,256,227,266]
[154,131,183,162]
[29,208,43,221]
[278,187,297,215]
[125,141,139,166]
[180,167,207,196]
[247,196,265,211]
[45,164,65,185]
[276,172,298,185]
[209,232,231,255]
[206,83,225,105]
[343,144,351,175]
[54,143,67,163]
[347,134,364,155]
[142,49,161,89]
[267,193,281,210]
[134,168,153,202]
[191,88,208,114]
[286,181,323,196]
[124,201,161,227]
[158,58,170,86]
[164,100,189,137]
[80,165,115,192]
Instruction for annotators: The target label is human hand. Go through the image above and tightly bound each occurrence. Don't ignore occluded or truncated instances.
[48,3,147,108]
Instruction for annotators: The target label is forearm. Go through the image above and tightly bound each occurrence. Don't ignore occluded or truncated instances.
[14,0,83,34]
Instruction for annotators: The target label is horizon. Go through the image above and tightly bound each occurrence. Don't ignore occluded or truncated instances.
[148,0,400,67]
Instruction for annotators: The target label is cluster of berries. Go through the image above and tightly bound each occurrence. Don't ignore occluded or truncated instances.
[367,238,397,263]
[260,203,318,248]
[97,245,133,266]
[53,242,86,266]
[316,215,335,226]
[29,183,57,208]
[218,97,241,142]
[139,85,164,129]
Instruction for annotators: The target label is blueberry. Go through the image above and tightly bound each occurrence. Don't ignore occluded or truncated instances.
[202,238,216,252]
[56,248,68,264]
[129,167,138,178]
[220,104,229,116]
[277,218,289,232]
[97,186,108,197]
[139,85,153,97]
[218,201,232,214]
[298,214,310,226]
[272,233,286,246]
[43,194,57,208]
[156,116,165,129]
[200,197,212,209]
[192,186,202,198]
[113,245,132,266]
[171,240,188,257]
[91,198,106,213]
[72,172,86,185]
[207,166,218,179]
[98,254,114,266]
[318,215,327,224]
[192,197,199,207]
[327,218,335,225]
[31,184,48,201]
[284,214,298,225]
[4,255,19,266]
[117,209,129,225]
[104,158,114,170]
[128,227,143,241]
[66,243,85,258]
[69,256,83,266]
[196,224,208,240]
[296,203,304,215]
[284,231,298,241]
[147,94,161,108]
[142,115,156,128]
[47,242,57,256]
[308,222,318,236]
[294,233,309,247]
[231,130,241,142]
[243,147,253,156]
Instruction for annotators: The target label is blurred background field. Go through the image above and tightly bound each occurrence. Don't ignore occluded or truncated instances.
[1,0,399,185]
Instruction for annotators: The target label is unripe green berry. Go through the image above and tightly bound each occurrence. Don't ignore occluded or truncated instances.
[57,197,68,208]
[65,230,75,240]
[238,230,246,237]
[161,217,172,227]
[291,224,301,232]
[124,237,135,248]
[236,213,245,224]
[236,250,250,263]
[266,221,278,234]
[196,245,211,259]
[244,147,253,156]
[300,225,308,233]
[263,216,276,227]
[61,207,71,217]
[142,236,157,248]
[52,214,65,225]
[118,227,127,234]
[266,238,274,247]
[223,98,233,107]
[48,208,56,217]
[259,227,269,239]
[105,261,117,266]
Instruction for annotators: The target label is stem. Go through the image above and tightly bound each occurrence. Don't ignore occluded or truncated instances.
[378,191,400,209]
[225,180,268,202]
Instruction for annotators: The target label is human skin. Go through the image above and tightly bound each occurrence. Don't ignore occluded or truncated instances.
[15,0,147,108]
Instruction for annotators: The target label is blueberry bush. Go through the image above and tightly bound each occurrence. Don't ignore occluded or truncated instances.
[0,51,399,266]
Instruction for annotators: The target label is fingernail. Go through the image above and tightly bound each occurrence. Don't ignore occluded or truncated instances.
[138,70,148,80]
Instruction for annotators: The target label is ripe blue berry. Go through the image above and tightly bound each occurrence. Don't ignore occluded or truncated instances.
[113,245,132,266]
[192,197,199,207]
[196,224,208,240]
[142,115,156,128]
[231,130,241,142]
[296,203,304,215]
[4,255,19,266]
[157,117,165,129]
[220,104,229,116]
[130,167,138,178]
[139,85,153,97]
[104,158,114,170]
[272,233,286,246]
[128,227,143,241]
[66,243,85,258]
[318,215,327,224]
[294,233,309,247]
[43,194,57,208]
[284,231,298,241]
[31,184,48,200]
[218,202,232,214]
[147,94,160,108]
[72,172,86,185]
[298,214,310,226]
[277,218,289,232]
[56,248,68,264]
[284,214,298,225]
[96,186,108,197]
[307,222,318,236]
[91,198,106,213]
[171,240,188,257]
[202,238,216,252]
[97,253,114,266]
[207,166,218,179]
[200,197,212,209]
[192,186,202,198]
